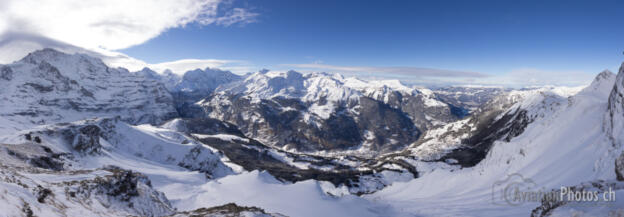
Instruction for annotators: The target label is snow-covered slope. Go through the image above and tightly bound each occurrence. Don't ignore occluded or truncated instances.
[366,68,624,216]
[0,117,235,178]
[0,116,241,216]
[0,116,408,217]
[0,49,178,134]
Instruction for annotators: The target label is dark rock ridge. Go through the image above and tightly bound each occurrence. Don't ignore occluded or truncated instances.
[1,142,67,171]
[66,125,103,154]
[168,203,283,217]
[64,166,176,216]
[441,107,531,167]
[33,118,121,155]
[616,152,624,181]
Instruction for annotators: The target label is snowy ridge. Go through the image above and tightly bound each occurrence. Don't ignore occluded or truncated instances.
[213,70,447,108]
[213,70,361,105]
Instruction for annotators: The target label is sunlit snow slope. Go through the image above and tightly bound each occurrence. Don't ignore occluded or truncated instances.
[366,67,624,216]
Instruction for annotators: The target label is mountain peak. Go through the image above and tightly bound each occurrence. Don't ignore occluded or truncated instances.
[135,67,160,80]
[172,67,241,93]
[285,70,304,80]
[590,69,615,88]
[21,48,107,71]
[31,47,64,55]
[22,48,68,62]
[595,69,615,82]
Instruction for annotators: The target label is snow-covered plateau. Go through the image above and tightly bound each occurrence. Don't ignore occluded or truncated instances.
[1,49,624,217]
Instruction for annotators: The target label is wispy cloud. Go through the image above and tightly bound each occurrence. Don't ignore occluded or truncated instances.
[0,32,144,66]
[282,63,598,88]
[478,68,596,87]
[149,58,256,75]
[283,63,488,78]
[0,0,258,50]
[210,8,259,26]
[150,59,233,73]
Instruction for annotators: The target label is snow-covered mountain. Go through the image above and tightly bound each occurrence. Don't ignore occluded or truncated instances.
[0,48,178,134]
[2,48,624,217]
[196,69,462,156]
[173,68,242,93]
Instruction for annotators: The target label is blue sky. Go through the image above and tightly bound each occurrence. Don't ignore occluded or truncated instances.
[117,0,624,86]
[1,0,623,86]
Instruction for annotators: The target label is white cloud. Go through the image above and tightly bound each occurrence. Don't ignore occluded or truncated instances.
[151,59,232,73]
[0,32,131,65]
[283,63,487,78]
[210,8,259,26]
[0,0,259,74]
[150,59,249,75]
[0,33,255,75]
[0,0,258,50]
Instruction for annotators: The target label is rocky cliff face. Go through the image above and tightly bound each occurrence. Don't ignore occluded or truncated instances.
[605,63,624,147]
[0,49,178,133]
